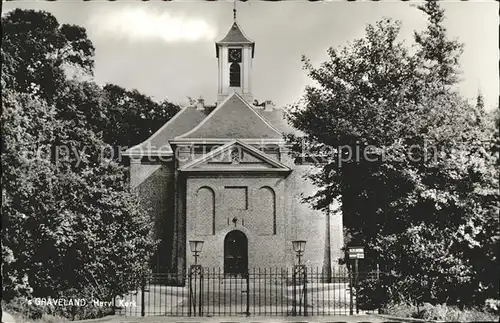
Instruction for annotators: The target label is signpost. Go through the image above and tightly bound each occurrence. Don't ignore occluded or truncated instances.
[347,247,364,259]
[347,247,364,314]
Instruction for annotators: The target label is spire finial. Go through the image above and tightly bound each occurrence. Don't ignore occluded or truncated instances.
[233,0,237,21]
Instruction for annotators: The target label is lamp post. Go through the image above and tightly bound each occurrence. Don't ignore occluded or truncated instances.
[189,240,204,265]
[292,240,306,265]
[188,240,204,316]
[291,240,307,316]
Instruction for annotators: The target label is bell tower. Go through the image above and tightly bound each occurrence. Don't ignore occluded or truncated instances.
[215,5,255,104]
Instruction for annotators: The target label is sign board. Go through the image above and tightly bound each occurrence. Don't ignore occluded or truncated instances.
[347,246,365,259]
[349,253,364,259]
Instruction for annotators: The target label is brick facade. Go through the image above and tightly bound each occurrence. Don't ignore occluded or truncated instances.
[129,144,344,273]
[125,18,344,275]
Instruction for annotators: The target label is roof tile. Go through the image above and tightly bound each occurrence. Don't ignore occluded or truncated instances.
[218,22,253,44]
[149,107,208,147]
[256,107,303,136]
[177,93,283,139]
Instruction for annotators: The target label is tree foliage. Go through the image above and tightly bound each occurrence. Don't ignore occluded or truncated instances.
[414,1,463,88]
[1,9,179,312]
[1,9,180,150]
[101,84,179,148]
[1,9,94,103]
[1,90,156,305]
[286,1,498,306]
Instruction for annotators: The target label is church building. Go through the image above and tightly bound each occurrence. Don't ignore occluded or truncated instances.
[123,12,344,275]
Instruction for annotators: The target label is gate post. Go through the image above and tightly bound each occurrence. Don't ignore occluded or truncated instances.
[349,267,353,315]
[188,269,192,316]
[292,264,306,316]
[198,267,203,316]
[245,272,250,316]
[355,258,359,314]
[189,264,203,316]
[303,267,308,316]
[292,267,297,316]
[141,276,146,317]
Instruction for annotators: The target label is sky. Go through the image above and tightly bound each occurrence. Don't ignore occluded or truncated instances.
[2,0,499,110]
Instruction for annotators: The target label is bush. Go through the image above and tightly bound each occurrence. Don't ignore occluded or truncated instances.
[416,303,453,321]
[384,302,500,322]
[383,303,417,318]
[2,297,114,321]
[71,303,114,320]
[484,299,500,315]
[357,277,390,310]
[2,298,45,320]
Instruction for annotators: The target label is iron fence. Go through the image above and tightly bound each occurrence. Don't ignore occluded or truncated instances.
[114,267,379,317]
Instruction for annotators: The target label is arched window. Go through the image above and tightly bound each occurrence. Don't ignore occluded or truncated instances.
[229,63,241,87]
[256,186,276,235]
[196,186,215,235]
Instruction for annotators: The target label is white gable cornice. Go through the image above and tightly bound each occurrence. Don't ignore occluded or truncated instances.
[178,139,291,173]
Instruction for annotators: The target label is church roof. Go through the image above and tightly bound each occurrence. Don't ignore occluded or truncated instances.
[176,92,283,140]
[123,106,208,157]
[149,106,208,145]
[124,94,301,157]
[256,107,303,136]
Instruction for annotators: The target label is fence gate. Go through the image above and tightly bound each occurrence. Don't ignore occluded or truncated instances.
[115,267,377,317]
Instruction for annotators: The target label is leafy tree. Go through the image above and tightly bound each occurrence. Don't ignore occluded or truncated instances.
[489,107,500,164]
[1,9,94,103]
[101,84,179,149]
[1,91,55,301]
[1,9,167,314]
[414,0,463,89]
[2,9,180,152]
[476,91,485,110]
[286,2,498,307]
[1,89,157,306]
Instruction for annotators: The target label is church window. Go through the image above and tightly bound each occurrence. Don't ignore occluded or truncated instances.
[229,63,241,87]
[256,186,276,235]
[196,186,216,235]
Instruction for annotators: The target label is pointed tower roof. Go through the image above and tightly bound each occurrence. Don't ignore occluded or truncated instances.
[218,21,253,44]
[215,8,255,58]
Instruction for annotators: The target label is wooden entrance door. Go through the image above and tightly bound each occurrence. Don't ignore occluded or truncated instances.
[224,230,248,275]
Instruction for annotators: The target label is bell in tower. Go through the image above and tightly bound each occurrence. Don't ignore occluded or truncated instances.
[215,6,255,104]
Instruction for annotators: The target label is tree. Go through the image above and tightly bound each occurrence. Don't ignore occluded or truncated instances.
[1,89,157,307]
[1,9,95,103]
[1,9,180,152]
[476,90,485,110]
[414,0,463,89]
[101,84,180,149]
[1,91,55,301]
[1,10,163,316]
[286,2,498,307]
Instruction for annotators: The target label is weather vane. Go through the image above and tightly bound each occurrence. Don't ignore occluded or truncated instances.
[233,0,237,21]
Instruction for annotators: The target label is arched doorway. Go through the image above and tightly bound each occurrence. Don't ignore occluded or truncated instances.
[224,230,248,275]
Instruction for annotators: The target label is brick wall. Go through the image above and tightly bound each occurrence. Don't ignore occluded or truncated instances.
[131,159,175,271]
[129,158,344,272]
[185,175,287,269]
